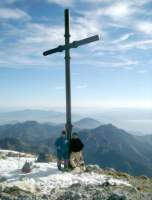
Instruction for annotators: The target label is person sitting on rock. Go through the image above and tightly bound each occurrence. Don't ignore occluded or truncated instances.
[55,130,69,170]
[70,132,85,171]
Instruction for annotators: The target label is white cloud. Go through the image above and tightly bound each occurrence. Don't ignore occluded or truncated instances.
[136,21,152,35]
[80,0,152,38]
[93,57,138,70]
[71,16,102,41]
[112,33,134,44]
[0,21,66,68]
[123,40,152,50]
[84,2,133,22]
[21,14,102,45]
[91,35,152,54]
[0,9,102,69]
[104,2,131,19]
[22,23,64,45]
[82,0,152,6]
[0,8,30,20]
[0,1,151,71]
[47,0,74,7]
[81,0,113,3]
[117,58,138,67]
[130,0,152,6]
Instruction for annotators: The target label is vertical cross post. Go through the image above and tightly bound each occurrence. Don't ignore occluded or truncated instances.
[64,9,72,141]
[43,9,100,163]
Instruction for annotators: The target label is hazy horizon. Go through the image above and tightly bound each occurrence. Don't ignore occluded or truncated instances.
[0,107,151,135]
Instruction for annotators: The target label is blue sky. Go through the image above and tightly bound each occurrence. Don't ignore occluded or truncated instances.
[0,0,152,111]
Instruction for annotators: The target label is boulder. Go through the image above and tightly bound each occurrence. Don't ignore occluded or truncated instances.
[108,193,127,200]
[36,153,53,163]
[86,164,102,173]
[0,176,7,183]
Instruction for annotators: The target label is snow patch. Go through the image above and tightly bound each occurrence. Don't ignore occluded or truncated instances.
[0,150,131,195]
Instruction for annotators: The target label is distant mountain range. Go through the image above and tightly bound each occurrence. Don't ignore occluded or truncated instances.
[0,119,152,177]
[73,117,101,129]
[0,109,81,125]
[0,109,151,135]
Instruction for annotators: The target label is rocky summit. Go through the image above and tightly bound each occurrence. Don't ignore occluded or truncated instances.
[0,150,152,200]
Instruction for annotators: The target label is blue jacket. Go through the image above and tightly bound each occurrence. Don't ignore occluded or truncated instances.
[55,136,69,155]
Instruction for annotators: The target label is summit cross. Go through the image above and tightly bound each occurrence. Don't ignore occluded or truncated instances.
[43,9,100,142]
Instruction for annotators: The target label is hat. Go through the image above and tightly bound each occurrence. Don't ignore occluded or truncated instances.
[62,130,66,135]
[72,132,78,136]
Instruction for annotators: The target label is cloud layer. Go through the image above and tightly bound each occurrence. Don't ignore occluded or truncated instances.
[0,0,152,71]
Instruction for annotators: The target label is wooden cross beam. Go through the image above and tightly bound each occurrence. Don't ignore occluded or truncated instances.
[43,35,99,56]
[43,9,99,143]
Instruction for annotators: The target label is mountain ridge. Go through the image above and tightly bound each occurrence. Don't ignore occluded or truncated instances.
[0,121,152,177]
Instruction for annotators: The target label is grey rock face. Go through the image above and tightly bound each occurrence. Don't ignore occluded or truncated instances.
[0,176,7,183]
[0,182,152,200]
[0,186,41,200]
[45,183,152,200]
[108,193,127,200]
